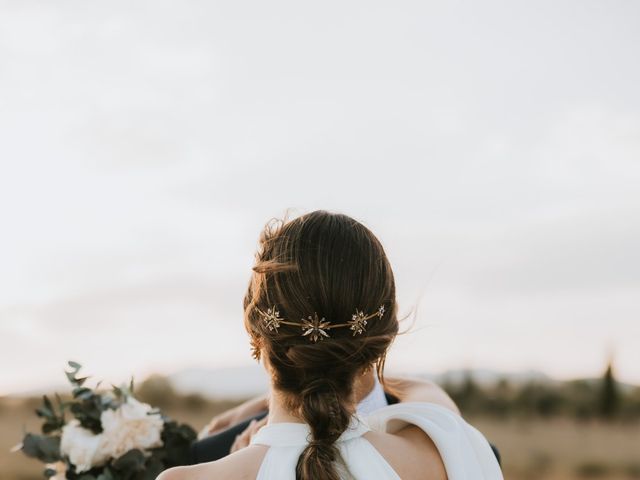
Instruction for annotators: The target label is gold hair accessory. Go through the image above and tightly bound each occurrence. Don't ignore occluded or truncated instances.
[255,304,385,343]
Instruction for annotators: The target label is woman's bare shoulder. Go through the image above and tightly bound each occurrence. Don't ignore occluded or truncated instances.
[156,445,269,480]
[363,425,447,480]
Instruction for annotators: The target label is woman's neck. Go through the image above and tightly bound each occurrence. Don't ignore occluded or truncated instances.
[267,369,376,424]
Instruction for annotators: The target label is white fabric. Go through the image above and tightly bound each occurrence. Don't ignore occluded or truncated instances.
[355,373,389,416]
[249,401,504,479]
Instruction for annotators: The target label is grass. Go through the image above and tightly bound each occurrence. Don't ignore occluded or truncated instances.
[472,416,640,479]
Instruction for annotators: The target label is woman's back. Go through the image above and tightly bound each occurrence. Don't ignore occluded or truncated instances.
[160,401,502,480]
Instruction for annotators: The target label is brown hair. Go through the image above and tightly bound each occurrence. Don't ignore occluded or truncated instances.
[243,210,401,480]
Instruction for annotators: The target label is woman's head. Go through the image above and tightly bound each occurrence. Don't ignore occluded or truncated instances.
[243,210,399,480]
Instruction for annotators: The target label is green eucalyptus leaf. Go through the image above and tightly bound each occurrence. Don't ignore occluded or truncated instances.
[43,396,54,413]
[35,407,53,419]
[135,457,164,480]
[112,449,146,472]
[112,385,123,398]
[22,433,60,463]
[96,468,115,480]
[75,376,90,387]
[68,360,82,370]
[66,370,78,385]
[42,423,59,434]
[55,393,67,413]
[73,387,93,399]
[36,395,55,420]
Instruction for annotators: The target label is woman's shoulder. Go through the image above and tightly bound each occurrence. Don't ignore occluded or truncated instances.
[156,444,269,480]
[364,401,504,479]
[361,401,458,480]
[363,422,447,480]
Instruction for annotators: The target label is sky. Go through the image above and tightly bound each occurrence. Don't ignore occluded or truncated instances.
[1,0,639,394]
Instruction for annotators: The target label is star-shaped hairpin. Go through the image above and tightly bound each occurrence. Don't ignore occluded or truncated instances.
[349,310,369,335]
[301,312,331,342]
[348,304,385,335]
[261,307,282,332]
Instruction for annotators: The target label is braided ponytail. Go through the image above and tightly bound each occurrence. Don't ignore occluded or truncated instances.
[295,377,352,480]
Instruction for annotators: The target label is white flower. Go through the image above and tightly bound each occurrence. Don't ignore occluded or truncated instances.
[60,397,164,472]
[60,420,110,473]
[99,397,164,460]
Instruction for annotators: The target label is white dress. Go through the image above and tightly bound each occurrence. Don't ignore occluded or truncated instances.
[354,370,391,416]
[249,401,504,479]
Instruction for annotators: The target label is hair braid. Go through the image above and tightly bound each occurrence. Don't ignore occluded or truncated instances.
[295,377,352,480]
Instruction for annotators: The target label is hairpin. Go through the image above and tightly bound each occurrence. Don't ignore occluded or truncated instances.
[255,304,385,343]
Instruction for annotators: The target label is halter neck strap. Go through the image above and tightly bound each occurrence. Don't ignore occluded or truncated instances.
[250,414,371,447]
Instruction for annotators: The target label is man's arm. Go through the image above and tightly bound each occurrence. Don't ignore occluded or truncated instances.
[199,392,270,438]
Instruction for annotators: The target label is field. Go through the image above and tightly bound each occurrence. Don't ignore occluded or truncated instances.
[2,396,639,480]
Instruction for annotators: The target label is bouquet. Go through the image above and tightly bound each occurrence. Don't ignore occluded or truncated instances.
[18,362,196,480]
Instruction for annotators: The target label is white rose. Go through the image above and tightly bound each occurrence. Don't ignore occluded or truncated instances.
[100,397,164,459]
[60,420,110,473]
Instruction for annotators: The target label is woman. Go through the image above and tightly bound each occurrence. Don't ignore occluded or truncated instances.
[159,210,503,479]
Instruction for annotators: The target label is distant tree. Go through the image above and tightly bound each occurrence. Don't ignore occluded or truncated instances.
[460,371,479,399]
[436,363,639,420]
[513,381,538,417]
[564,379,597,421]
[621,386,640,420]
[483,377,512,418]
[449,370,482,414]
[440,373,455,398]
[535,387,564,417]
[513,381,563,418]
[136,374,177,409]
[599,361,620,420]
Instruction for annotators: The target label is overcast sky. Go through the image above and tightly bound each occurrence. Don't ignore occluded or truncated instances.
[1,0,639,394]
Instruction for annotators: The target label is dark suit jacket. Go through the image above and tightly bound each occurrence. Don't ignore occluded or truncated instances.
[190,392,501,467]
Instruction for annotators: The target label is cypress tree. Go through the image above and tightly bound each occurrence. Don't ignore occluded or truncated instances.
[599,361,620,420]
